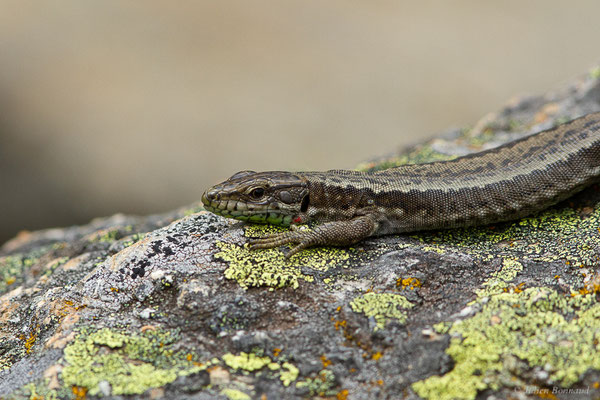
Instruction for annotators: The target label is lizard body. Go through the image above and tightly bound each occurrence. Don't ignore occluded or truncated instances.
[202,112,600,257]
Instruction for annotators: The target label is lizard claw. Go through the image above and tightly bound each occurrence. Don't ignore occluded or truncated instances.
[248,231,301,250]
[247,216,376,258]
[248,229,311,259]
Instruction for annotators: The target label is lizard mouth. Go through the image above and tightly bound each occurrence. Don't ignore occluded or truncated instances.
[201,191,293,226]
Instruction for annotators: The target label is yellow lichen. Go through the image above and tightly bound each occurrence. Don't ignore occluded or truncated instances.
[350,292,414,331]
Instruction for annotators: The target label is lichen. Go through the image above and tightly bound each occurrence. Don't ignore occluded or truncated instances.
[412,288,600,400]
[397,277,422,291]
[350,292,414,330]
[280,362,300,386]
[221,388,251,400]
[122,232,147,248]
[474,258,523,299]
[215,225,353,289]
[0,248,47,295]
[220,351,300,388]
[61,327,200,395]
[94,228,123,242]
[296,369,337,397]
[414,205,600,266]
[8,380,61,400]
[222,352,271,372]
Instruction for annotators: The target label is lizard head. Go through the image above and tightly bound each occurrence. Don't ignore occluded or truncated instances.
[201,170,309,226]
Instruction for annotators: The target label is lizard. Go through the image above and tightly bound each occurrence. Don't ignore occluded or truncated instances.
[202,112,600,258]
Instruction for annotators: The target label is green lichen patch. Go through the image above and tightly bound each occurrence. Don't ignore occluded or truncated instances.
[8,379,65,400]
[61,327,200,396]
[296,369,337,397]
[0,247,49,295]
[350,292,414,331]
[221,352,300,389]
[221,388,252,400]
[121,232,147,248]
[215,237,353,290]
[280,362,300,386]
[222,352,271,372]
[414,205,600,266]
[243,223,291,237]
[475,258,523,299]
[86,225,132,243]
[412,287,600,400]
[85,226,147,249]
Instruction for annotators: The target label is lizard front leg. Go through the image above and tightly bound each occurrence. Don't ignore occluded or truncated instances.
[248,215,377,258]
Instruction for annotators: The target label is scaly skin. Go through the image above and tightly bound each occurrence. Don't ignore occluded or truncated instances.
[202,112,600,258]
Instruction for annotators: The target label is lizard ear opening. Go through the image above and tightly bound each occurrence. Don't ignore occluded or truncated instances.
[300,194,310,213]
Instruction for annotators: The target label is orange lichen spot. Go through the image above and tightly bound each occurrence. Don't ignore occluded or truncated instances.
[186,353,193,362]
[514,282,525,293]
[320,355,331,368]
[372,352,382,361]
[554,275,560,279]
[260,395,267,400]
[337,389,349,400]
[5,276,16,285]
[566,261,571,266]
[397,277,422,290]
[376,379,384,386]
[349,368,356,373]
[272,348,282,357]
[576,272,600,296]
[72,385,88,400]
[24,325,39,354]
[110,287,119,292]
[336,306,341,312]
[594,381,600,389]
[333,319,347,331]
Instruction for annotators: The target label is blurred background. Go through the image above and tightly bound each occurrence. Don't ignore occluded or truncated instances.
[1,0,600,245]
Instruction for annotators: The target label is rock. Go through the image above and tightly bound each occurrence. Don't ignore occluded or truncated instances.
[2,67,600,399]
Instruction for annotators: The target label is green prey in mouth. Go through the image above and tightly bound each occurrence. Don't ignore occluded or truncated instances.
[201,170,308,231]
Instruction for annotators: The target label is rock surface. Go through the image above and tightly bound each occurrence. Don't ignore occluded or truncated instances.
[2,67,600,400]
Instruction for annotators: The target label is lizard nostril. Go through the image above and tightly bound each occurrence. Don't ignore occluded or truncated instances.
[202,190,220,204]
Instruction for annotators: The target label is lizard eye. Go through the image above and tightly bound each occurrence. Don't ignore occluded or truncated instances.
[250,188,265,199]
